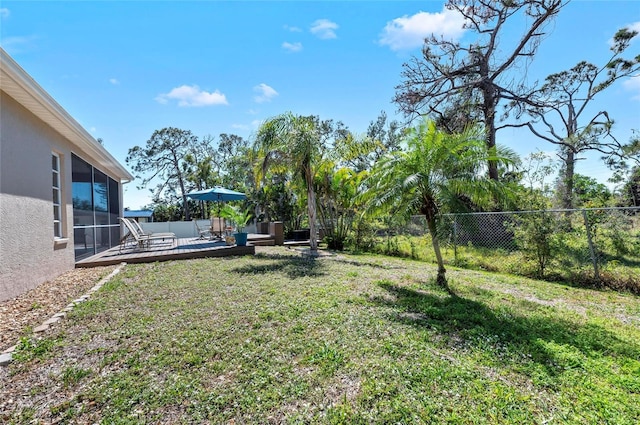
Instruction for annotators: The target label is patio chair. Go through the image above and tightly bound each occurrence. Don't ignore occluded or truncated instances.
[210,216,226,239]
[120,218,177,250]
[194,219,212,240]
[118,229,138,252]
[127,218,176,239]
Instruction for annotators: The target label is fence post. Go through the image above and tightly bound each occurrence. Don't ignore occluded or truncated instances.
[453,215,458,262]
[581,209,600,282]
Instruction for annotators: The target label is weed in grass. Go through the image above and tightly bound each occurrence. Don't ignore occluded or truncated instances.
[60,366,92,388]
[7,407,36,424]
[291,323,306,334]
[11,335,59,363]
[374,278,395,288]
[326,396,359,424]
[306,344,345,377]
[381,340,406,359]
[70,298,108,320]
[258,310,277,322]
[49,400,83,421]
[98,348,129,370]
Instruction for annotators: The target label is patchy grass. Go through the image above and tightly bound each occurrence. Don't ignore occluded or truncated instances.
[1,247,639,424]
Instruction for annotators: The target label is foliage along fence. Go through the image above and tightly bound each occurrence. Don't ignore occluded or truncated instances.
[372,207,640,292]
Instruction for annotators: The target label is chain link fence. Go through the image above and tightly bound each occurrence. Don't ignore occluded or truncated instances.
[372,207,640,290]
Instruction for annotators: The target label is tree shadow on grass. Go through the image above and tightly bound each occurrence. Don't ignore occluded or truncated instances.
[371,281,640,376]
[231,253,326,279]
[330,257,407,270]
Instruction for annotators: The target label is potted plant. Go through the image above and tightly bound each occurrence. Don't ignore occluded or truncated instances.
[220,205,252,246]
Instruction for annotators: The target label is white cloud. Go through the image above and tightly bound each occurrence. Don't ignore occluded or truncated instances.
[284,24,302,32]
[232,123,249,131]
[310,19,338,40]
[282,41,303,52]
[620,22,640,101]
[253,83,279,103]
[609,21,640,48]
[155,85,228,107]
[0,35,37,53]
[109,78,119,85]
[379,8,467,51]
[0,8,10,18]
[623,75,640,101]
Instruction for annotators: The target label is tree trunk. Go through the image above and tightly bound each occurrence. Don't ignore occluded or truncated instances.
[172,149,191,221]
[562,148,576,210]
[425,214,448,290]
[305,167,319,254]
[178,186,190,221]
[482,83,499,181]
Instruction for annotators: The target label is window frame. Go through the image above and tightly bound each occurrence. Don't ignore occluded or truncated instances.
[52,152,62,238]
[71,152,121,260]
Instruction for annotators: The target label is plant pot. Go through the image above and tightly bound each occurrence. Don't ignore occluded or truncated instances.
[234,232,248,246]
[257,222,270,234]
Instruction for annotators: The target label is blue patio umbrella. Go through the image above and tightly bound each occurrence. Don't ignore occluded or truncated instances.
[187,186,247,237]
[187,186,247,202]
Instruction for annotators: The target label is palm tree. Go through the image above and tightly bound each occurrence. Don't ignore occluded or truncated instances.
[365,120,514,289]
[315,162,367,251]
[254,113,324,254]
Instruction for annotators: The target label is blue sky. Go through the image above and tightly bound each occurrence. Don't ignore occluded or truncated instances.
[1,0,639,209]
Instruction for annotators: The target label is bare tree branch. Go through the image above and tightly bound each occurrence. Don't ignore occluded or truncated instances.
[504,27,639,207]
[394,0,568,180]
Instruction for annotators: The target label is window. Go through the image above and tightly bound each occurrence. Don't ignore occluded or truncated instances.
[52,153,62,238]
[71,153,121,260]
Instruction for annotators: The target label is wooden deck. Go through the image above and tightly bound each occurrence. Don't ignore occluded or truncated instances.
[76,234,274,268]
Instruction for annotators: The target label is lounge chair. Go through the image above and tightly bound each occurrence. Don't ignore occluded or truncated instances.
[120,218,176,250]
[210,216,227,239]
[194,219,212,240]
[127,218,176,239]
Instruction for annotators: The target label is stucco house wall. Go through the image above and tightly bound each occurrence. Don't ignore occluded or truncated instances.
[0,48,132,302]
[0,94,77,300]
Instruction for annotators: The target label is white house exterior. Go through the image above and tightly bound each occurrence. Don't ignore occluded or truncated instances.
[0,48,133,302]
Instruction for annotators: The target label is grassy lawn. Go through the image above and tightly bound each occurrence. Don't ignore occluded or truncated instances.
[2,247,639,424]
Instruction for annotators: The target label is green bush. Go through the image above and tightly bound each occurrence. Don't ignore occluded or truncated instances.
[509,211,562,278]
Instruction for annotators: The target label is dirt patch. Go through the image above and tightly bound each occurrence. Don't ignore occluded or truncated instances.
[0,265,117,352]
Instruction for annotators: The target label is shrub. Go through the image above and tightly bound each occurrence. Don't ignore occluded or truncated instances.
[509,211,562,278]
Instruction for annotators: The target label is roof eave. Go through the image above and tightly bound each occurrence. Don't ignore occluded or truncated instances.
[0,48,134,183]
